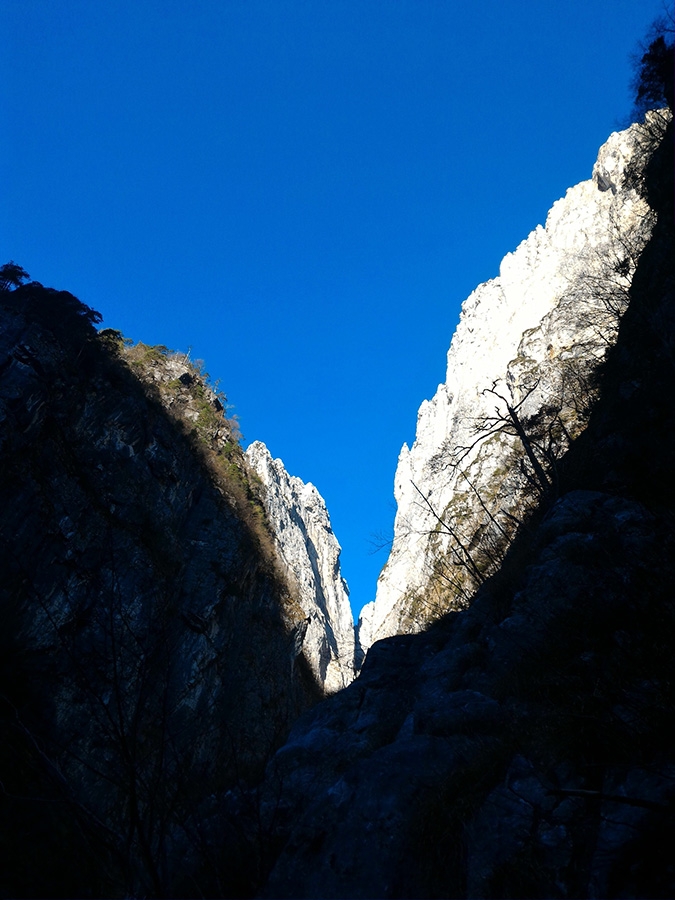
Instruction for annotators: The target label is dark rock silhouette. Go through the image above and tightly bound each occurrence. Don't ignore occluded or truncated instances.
[0,282,322,897]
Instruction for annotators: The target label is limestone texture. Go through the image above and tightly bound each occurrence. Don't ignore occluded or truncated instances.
[358,112,668,654]
[245,441,355,692]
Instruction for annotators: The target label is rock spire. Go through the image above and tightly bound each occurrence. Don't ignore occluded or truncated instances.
[246,441,355,692]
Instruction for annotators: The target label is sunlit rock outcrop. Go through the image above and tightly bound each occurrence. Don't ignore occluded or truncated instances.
[358,113,667,654]
[245,441,355,692]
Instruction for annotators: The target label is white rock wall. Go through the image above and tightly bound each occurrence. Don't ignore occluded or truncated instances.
[245,441,355,693]
[358,115,664,654]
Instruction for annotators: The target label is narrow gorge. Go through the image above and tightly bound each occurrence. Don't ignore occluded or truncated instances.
[1,79,673,899]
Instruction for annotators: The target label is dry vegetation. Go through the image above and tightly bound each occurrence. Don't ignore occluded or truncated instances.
[99,332,305,625]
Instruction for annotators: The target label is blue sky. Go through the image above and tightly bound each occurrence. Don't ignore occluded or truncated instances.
[1,0,660,620]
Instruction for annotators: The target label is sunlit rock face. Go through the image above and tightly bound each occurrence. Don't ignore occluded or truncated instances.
[358,114,664,655]
[245,441,355,692]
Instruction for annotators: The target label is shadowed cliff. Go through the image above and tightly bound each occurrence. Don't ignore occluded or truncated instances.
[0,282,323,898]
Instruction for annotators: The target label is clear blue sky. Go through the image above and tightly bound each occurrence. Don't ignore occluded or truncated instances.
[1,0,659,620]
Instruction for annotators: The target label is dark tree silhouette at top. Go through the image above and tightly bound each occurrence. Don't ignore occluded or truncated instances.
[632,27,674,118]
[0,261,30,291]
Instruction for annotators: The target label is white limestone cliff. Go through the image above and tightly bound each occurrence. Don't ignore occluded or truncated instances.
[245,441,355,693]
[358,113,667,655]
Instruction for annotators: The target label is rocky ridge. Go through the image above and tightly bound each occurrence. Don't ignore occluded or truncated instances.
[245,441,355,693]
[358,113,666,653]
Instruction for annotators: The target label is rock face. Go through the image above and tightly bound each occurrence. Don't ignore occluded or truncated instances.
[358,113,667,653]
[245,441,355,692]
[239,113,675,899]
[0,286,326,898]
